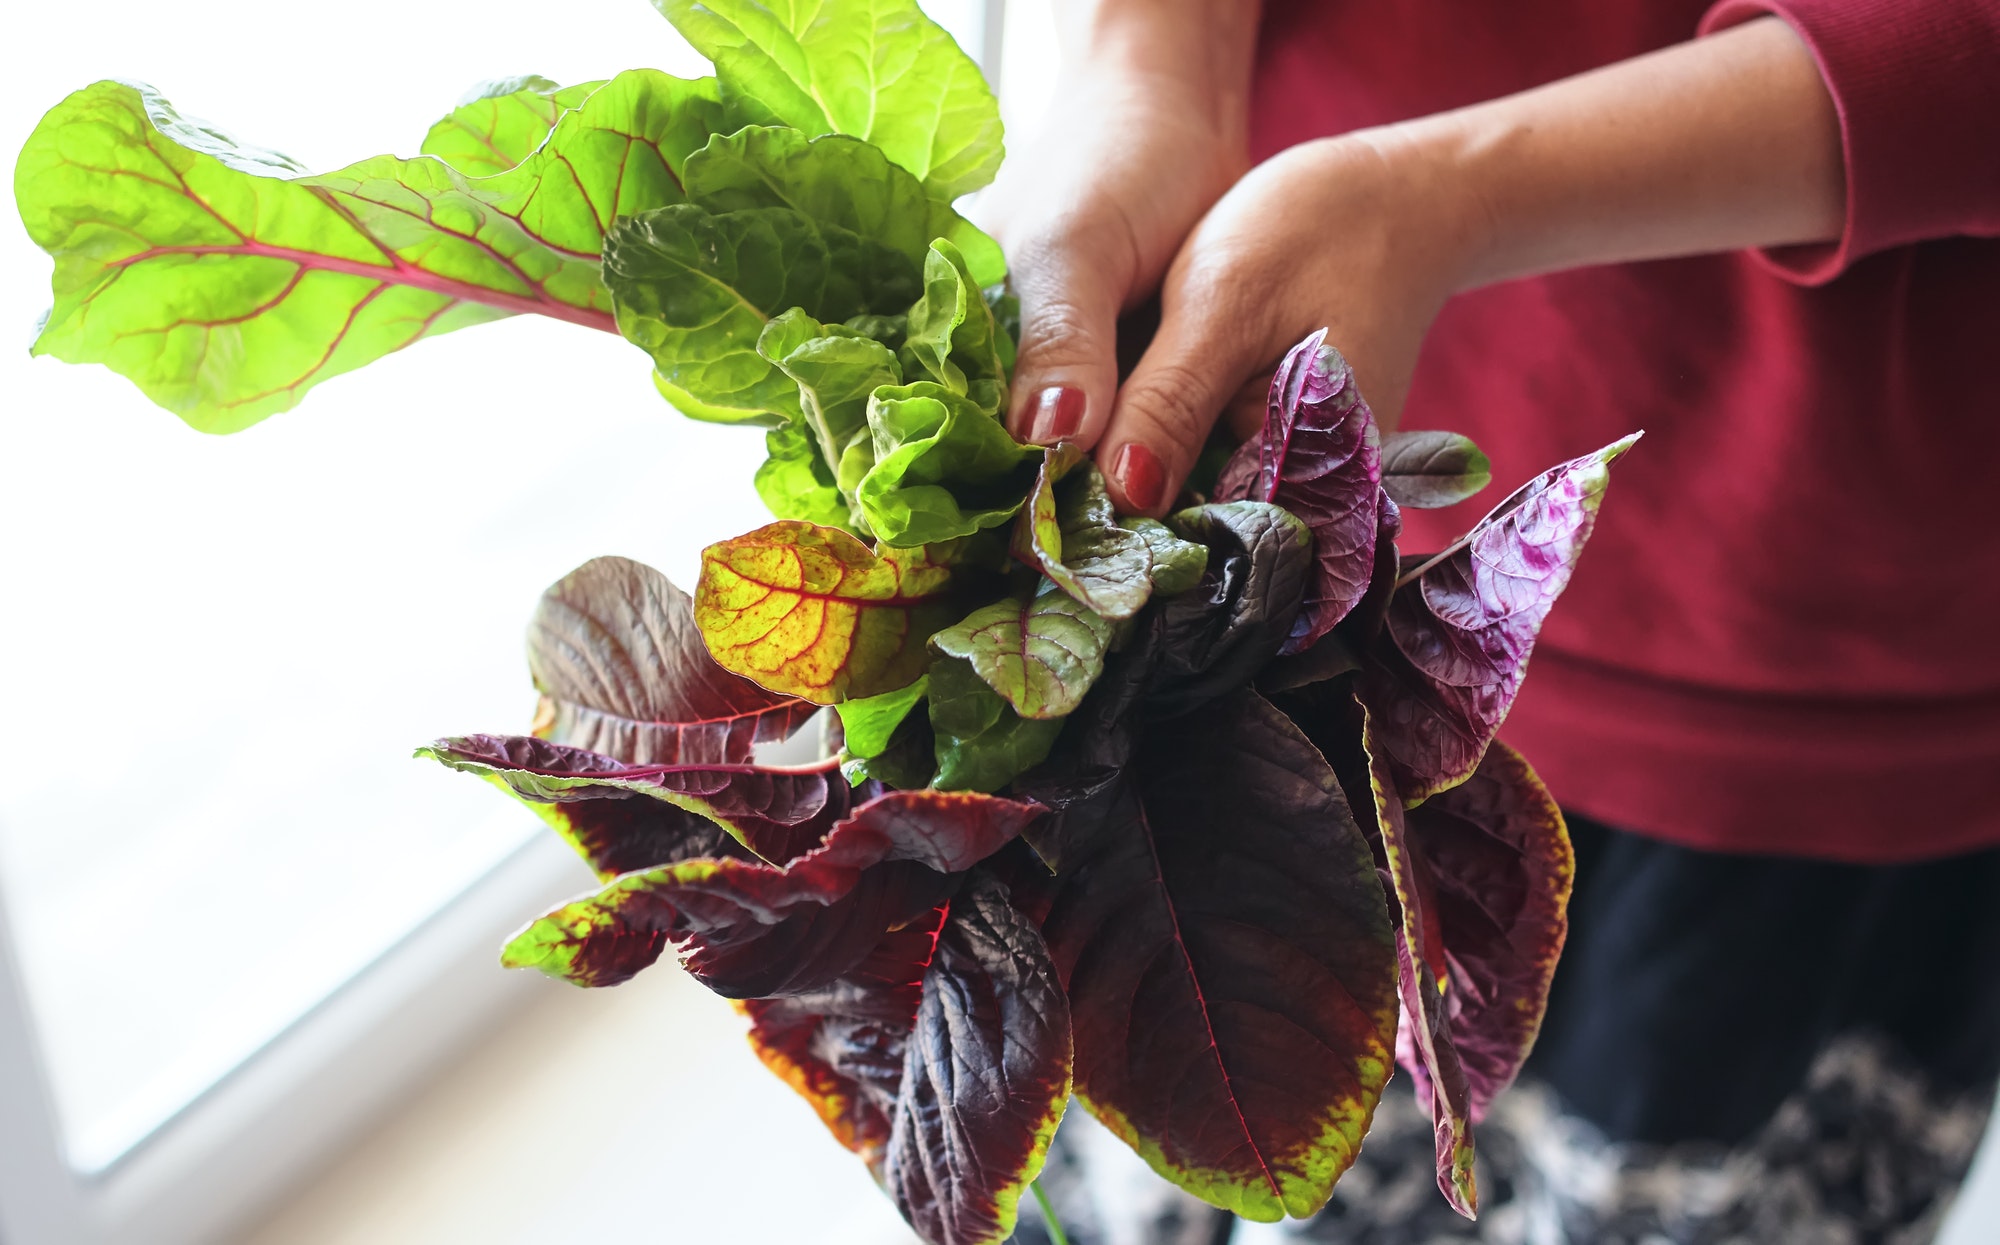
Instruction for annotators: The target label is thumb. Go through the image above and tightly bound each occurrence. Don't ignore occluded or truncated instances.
[1003,214,1138,450]
[1097,275,1272,515]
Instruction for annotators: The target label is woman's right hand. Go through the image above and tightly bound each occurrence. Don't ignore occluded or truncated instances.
[974,3,1262,451]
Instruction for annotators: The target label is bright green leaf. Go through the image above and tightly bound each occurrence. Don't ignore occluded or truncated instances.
[902,238,1008,406]
[756,421,856,531]
[929,657,1063,793]
[420,75,609,176]
[17,72,720,432]
[653,0,1006,203]
[601,203,921,425]
[932,583,1113,720]
[1125,518,1209,597]
[835,675,930,759]
[858,381,1036,546]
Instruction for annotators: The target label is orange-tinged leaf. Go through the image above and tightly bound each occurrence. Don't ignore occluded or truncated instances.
[696,520,956,704]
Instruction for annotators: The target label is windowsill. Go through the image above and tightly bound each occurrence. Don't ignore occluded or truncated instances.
[231,962,923,1245]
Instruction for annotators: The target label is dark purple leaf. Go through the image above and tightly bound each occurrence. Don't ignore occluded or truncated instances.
[886,875,1072,1245]
[1379,430,1492,510]
[1144,501,1313,717]
[1359,435,1638,801]
[1401,740,1572,1119]
[1025,689,1398,1221]
[743,905,949,1173]
[528,555,817,764]
[502,789,1042,996]
[421,733,869,865]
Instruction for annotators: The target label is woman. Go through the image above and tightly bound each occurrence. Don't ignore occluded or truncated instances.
[980,2,2000,1241]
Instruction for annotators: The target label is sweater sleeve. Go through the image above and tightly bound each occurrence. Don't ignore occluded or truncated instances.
[1701,0,2000,284]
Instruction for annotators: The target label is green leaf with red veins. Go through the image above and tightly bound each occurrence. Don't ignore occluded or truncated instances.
[419,734,870,866]
[932,583,1113,721]
[1359,708,1479,1218]
[1379,430,1493,510]
[527,556,817,767]
[419,75,608,176]
[654,0,1006,203]
[16,72,722,432]
[886,875,1072,1245]
[1359,434,1640,802]
[1020,689,1399,1223]
[502,788,1040,996]
[696,521,958,704]
[1013,448,1196,621]
[927,657,1064,794]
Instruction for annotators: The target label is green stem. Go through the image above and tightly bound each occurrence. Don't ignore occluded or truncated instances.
[1031,1180,1071,1245]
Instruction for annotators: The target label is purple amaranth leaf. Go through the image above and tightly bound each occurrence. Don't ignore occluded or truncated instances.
[885,875,1072,1245]
[528,556,818,766]
[1401,739,1572,1120]
[420,733,873,866]
[1249,330,1384,656]
[1360,434,1639,802]
[502,789,1041,997]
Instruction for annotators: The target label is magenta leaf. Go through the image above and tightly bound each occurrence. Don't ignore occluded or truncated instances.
[528,556,817,766]
[1360,434,1639,801]
[1241,330,1384,655]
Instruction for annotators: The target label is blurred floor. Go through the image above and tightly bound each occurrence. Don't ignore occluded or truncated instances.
[237,964,2000,1245]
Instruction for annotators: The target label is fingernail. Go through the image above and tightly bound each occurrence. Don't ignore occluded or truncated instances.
[1028,386,1087,443]
[1112,442,1167,511]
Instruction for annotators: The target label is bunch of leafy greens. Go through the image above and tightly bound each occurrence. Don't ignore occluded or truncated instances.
[15,2,1641,1239]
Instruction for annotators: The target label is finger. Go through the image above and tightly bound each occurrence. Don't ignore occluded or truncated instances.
[1098,278,1272,516]
[1004,212,1140,450]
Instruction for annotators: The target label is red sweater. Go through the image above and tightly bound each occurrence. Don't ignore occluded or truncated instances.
[1252,0,2000,863]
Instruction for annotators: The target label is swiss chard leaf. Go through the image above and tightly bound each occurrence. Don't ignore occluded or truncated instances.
[902,239,1009,403]
[1359,435,1638,801]
[696,520,957,703]
[1379,430,1493,510]
[1019,690,1399,1222]
[420,75,608,176]
[503,787,1039,995]
[928,657,1064,793]
[420,733,865,866]
[1013,448,1205,621]
[18,73,720,431]
[601,202,921,425]
[527,556,816,765]
[756,420,860,531]
[683,126,1004,289]
[654,0,1006,203]
[836,675,931,762]
[1244,331,1384,656]
[932,582,1113,721]
[858,382,1037,547]
[886,875,1072,1245]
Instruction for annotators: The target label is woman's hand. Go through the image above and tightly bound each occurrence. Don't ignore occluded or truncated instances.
[1097,14,1843,514]
[974,2,1262,454]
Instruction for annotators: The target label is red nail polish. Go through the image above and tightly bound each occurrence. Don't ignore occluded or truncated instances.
[1113,442,1167,511]
[1028,386,1086,443]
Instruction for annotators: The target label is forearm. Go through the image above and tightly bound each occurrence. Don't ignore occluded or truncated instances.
[1376,16,1844,291]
